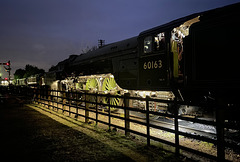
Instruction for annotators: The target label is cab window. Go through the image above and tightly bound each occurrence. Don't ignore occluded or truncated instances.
[154,32,165,51]
[144,36,152,53]
[143,32,165,54]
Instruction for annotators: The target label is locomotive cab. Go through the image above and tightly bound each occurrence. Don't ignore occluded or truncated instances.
[138,31,169,90]
[138,15,200,92]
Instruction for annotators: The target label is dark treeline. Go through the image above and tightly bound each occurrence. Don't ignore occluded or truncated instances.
[14,64,45,79]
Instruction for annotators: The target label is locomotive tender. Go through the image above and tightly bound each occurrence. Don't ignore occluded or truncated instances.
[21,3,240,115]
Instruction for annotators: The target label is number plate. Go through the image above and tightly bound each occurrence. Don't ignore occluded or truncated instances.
[143,60,162,70]
[139,55,168,89]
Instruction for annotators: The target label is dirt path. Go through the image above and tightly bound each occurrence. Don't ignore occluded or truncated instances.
[0,96,180,161]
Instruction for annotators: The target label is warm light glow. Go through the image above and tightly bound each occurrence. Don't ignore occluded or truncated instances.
[1,80,12,86]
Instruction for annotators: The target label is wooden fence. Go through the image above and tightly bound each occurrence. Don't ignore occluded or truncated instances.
[13,87,240,161]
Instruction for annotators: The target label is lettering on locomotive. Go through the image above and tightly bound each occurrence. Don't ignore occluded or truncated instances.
[143,60,162,70]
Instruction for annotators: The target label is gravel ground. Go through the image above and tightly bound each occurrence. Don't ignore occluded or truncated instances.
[0,95,181,162]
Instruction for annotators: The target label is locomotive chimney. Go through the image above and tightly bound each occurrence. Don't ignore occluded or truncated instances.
[98,39,105,48]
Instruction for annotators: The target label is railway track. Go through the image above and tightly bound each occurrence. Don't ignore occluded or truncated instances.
[127,111,217,139]
[87,106,217,140]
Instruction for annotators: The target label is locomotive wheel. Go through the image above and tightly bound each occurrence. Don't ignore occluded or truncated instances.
[178,106,187,115]
[102,77,121,111]
[85,78,99,107]
[85,78,99,91]
[76,82,83,90]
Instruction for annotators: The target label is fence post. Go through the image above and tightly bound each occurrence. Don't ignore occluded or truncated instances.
[69,90,72,116]
[33,88,37,103]
[75,92,79,119]
[85,92,89,123]
[30,87,34,102]
[124,93,130,136]
[174,98,179,155]
[55,90,57,111]
[95,93,98,126]
[44,87,47,107]
[38,88,41,104]
[47,88,51,109]
[216,106,225,161]
[108,94,111,130]
[146,96,150,147]
[62,91,66,114]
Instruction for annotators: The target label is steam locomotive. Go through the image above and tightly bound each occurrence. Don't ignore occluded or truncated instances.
[16,3,240,116]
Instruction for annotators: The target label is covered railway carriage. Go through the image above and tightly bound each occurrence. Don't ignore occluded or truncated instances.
[15,74,43,87]
[51,3,240,116]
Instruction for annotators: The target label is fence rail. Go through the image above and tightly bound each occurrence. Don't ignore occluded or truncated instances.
[11,86,240,161]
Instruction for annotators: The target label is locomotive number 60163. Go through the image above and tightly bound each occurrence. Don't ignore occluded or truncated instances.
[143,60,162,70]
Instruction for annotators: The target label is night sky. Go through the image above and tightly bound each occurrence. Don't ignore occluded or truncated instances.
[0,0,239,78]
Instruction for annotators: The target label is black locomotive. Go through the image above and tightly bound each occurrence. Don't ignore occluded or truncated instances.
[17,3,240,116]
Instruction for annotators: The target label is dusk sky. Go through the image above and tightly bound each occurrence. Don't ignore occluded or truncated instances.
[0,0,239,78]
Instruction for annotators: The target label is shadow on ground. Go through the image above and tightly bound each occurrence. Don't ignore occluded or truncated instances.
[0,102,134,161]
